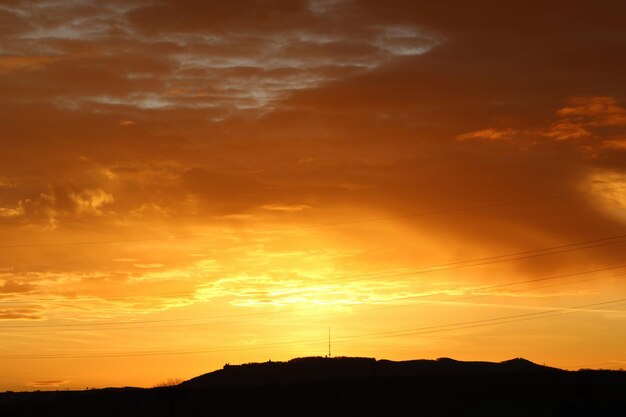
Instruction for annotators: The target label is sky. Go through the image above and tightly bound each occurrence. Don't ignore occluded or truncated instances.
[1,0,625,391]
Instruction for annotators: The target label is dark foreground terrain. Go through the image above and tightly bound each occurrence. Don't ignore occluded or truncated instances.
[2,357,625,416]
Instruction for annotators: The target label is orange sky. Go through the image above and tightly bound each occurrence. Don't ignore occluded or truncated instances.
[1,0,626,391]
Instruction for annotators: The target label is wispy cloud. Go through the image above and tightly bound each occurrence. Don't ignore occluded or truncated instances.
[261,203,312,212]
[28,380,69,388]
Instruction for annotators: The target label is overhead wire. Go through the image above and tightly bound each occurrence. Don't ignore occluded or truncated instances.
[1,263,625,331]
[2,296,624,359]
[2,233,626,307]
[1,187,624,357]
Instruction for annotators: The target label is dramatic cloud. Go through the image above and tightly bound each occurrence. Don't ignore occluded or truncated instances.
[457,96,626,161]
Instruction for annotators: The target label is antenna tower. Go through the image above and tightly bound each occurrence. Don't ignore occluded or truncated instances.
[328,327,331,357]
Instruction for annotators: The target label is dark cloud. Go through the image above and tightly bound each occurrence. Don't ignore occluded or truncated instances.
[28,380,69,388]
[0,0,625,314]
[0,307,42,320]
[0,280,35,294]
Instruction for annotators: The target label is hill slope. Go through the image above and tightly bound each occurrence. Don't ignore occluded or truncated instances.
[1,357,625,416]
[182,356,560,388]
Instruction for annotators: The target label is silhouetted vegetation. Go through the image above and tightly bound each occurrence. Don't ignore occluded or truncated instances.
[152,378,183,388]
[1,357,625,416]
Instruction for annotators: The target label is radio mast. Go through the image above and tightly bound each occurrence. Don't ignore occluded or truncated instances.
[328,327,331,357]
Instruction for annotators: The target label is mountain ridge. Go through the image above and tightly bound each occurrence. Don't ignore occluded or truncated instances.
[181,355,562,389]
[2,356,625,416]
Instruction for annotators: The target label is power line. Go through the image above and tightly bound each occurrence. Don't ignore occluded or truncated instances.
[1,296,624,359]
[333,299,626,341]
[2,232,626,307]
[324,234,626,286]
[450,264,626,294]
[326,270,626,318]
[1,264,625,332]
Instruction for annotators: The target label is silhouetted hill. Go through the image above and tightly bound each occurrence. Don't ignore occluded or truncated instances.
[2,356,625,416]
[182,356,560,388]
